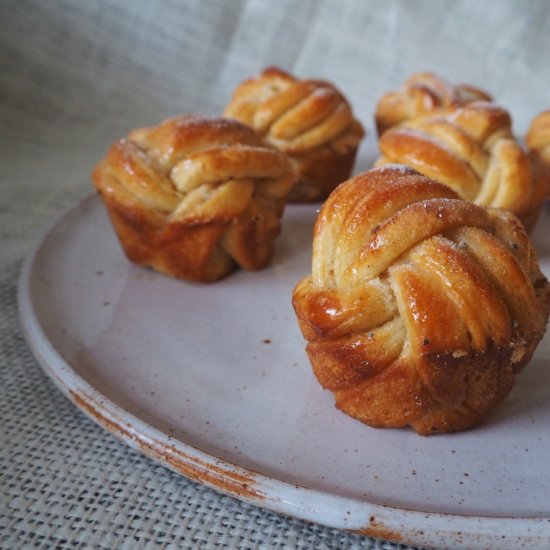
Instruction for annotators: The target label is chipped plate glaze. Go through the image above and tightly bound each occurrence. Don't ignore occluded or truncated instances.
[18,190,550,549]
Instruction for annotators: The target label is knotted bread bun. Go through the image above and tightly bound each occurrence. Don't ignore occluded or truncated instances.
[224,67,364,203]
[376,101,546,232]
[93,115,297,282]
[527,110,550,166]
[375,71,492,135]
[292,165,549,435]
[526,110,550,216]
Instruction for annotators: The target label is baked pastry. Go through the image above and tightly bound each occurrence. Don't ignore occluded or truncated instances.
[526,109,550,166]
[92,115,297,282]
[224,67,365,203]
[375,101,544,232]
[375,71,492,135]
[525,110,550,227]
[292,165,549,435]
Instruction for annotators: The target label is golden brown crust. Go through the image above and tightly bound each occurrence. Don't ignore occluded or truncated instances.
[375,72,492,136]
[526,110,550,162]
[224,67,365,203]
[376,101,544,232]
[92,115,297,282]
[525,110,550,227]
[292,165,550,435]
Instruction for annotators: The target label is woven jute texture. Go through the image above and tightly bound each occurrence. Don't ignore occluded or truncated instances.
[2,1,550,548]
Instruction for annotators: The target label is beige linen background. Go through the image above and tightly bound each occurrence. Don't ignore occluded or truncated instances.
[2,1,549,548]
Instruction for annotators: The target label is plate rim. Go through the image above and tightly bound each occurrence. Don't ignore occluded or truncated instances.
[16,193,550,550]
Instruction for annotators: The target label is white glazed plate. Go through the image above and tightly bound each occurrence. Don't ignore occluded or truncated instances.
[18,187,550,550]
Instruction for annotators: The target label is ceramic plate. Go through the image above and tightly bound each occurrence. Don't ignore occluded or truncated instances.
[18,187,550,549]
